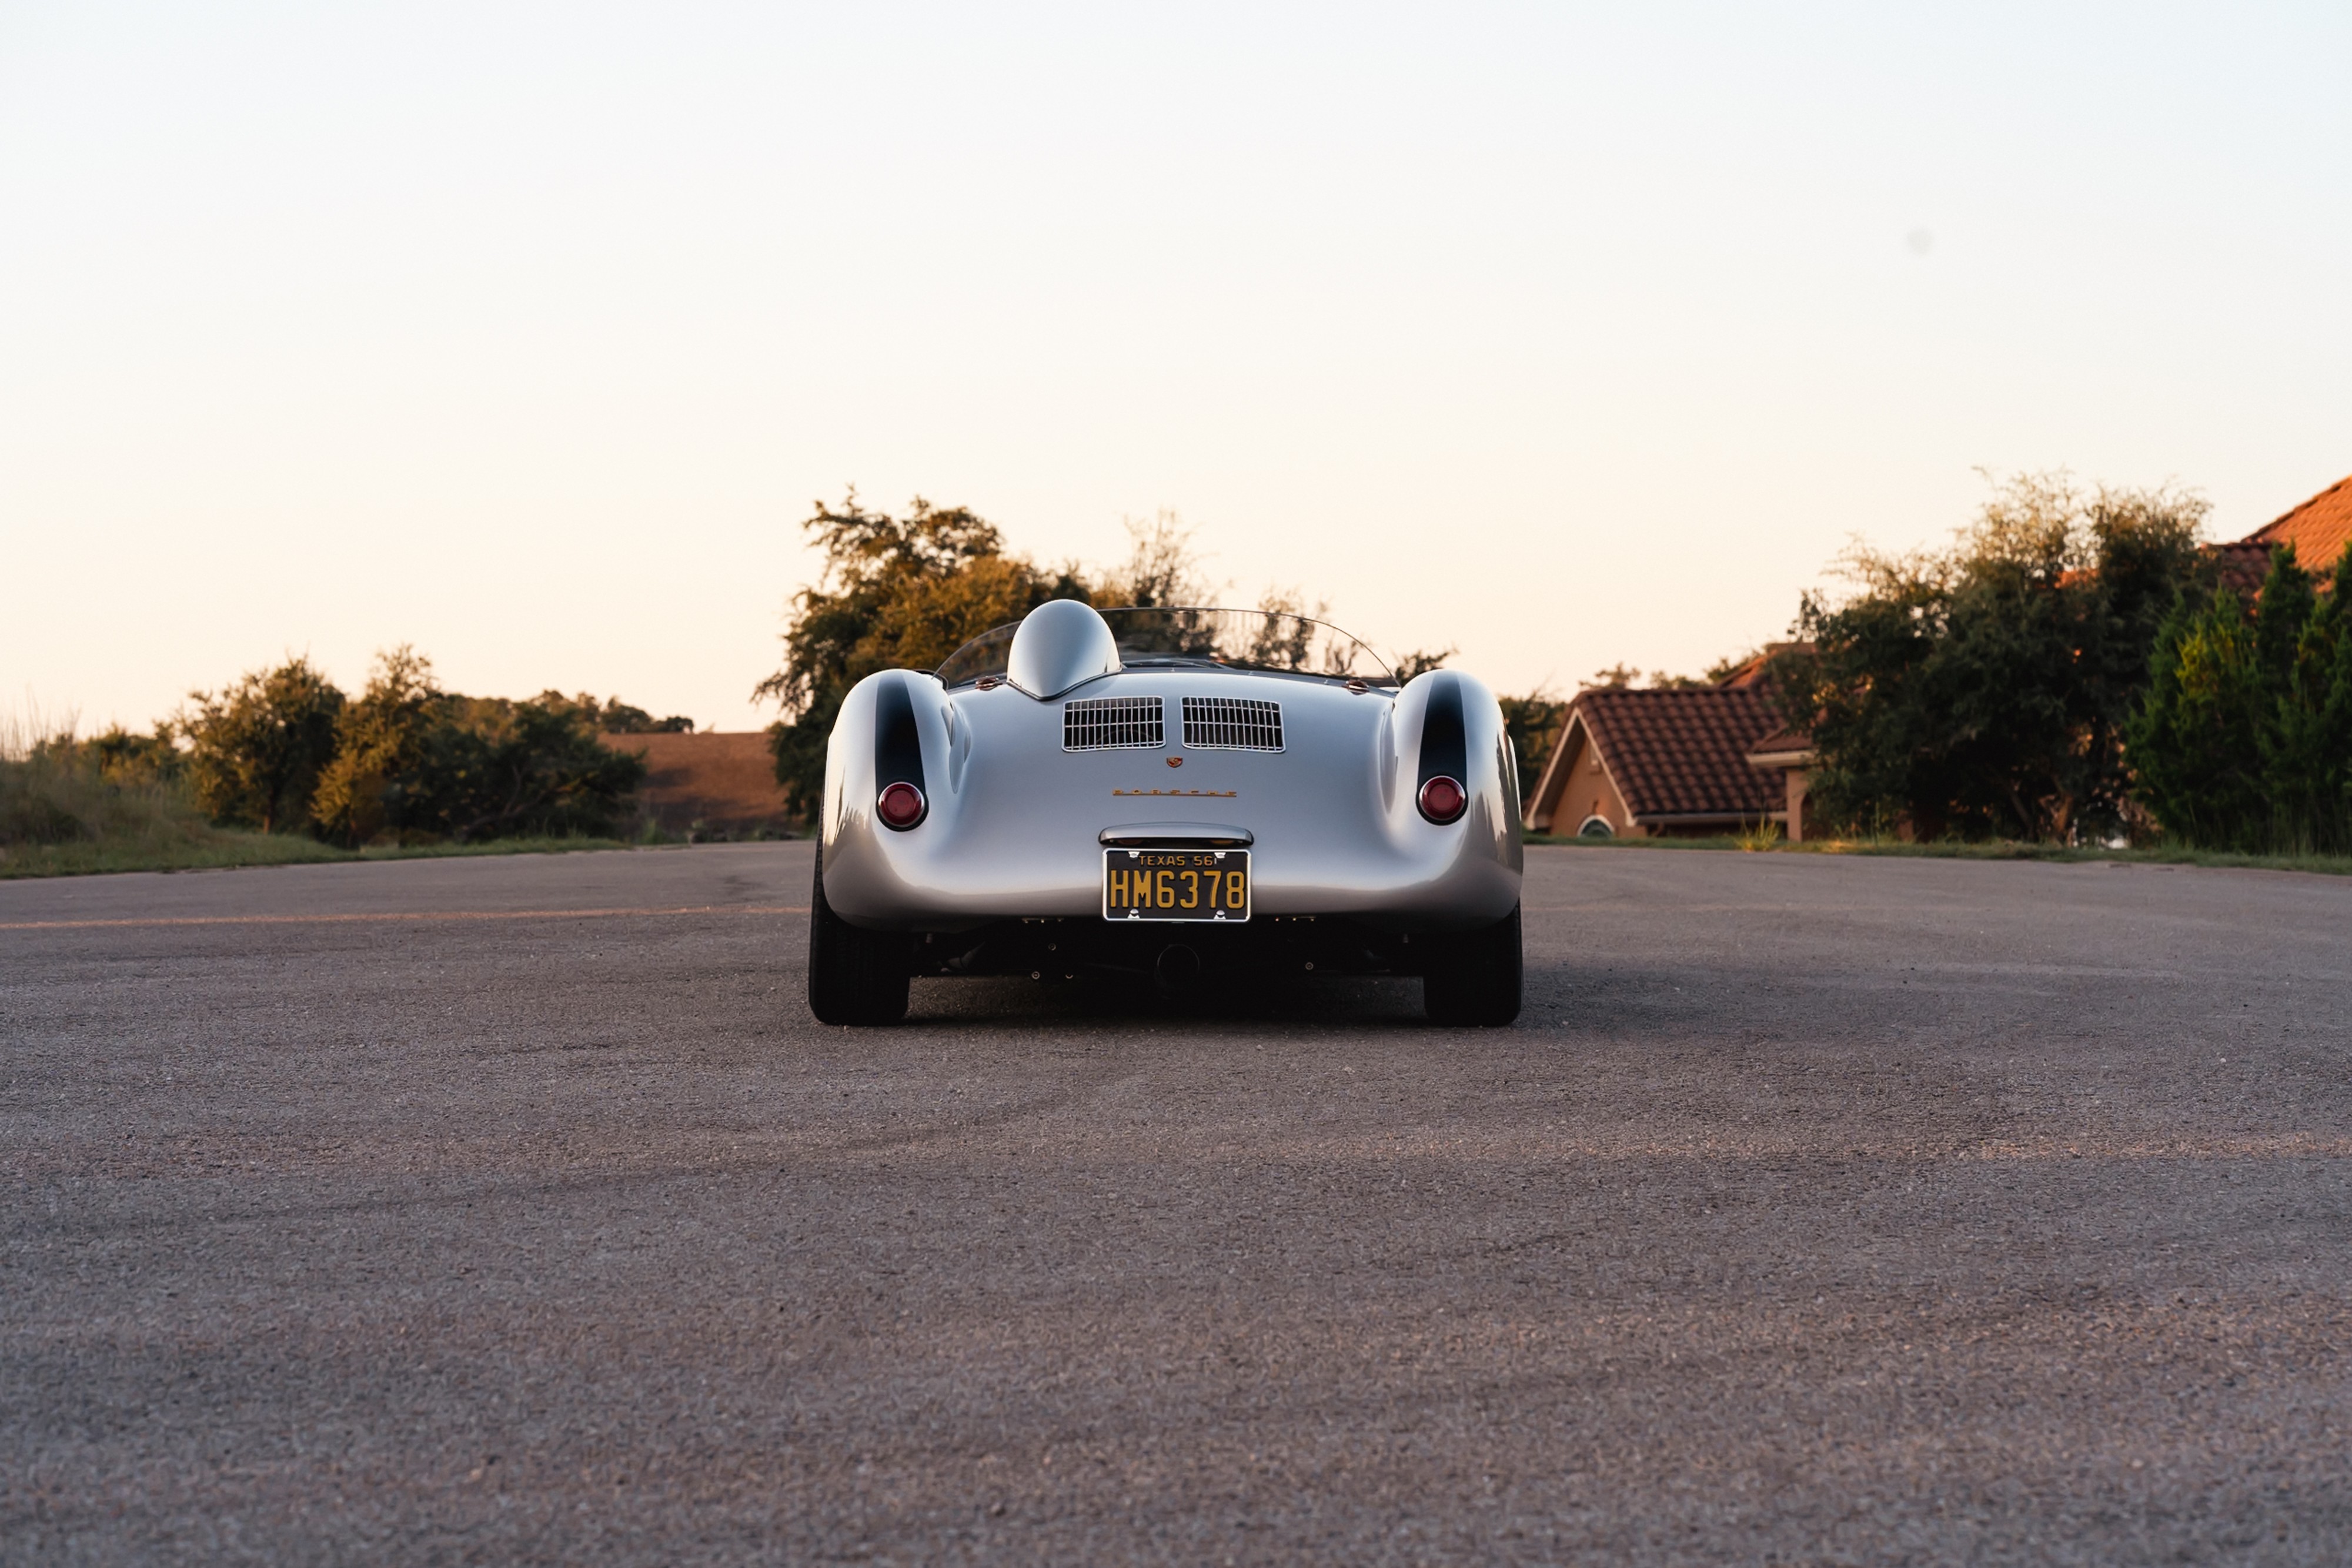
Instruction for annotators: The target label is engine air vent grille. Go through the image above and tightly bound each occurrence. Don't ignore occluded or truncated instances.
[1182,696,1284,751]
[1063,696,1164,750]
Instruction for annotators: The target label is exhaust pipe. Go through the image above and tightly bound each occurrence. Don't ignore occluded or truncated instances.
[1154,944,1202,998]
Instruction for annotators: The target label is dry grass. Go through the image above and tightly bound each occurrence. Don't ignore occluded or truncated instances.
[1,717,627,880]
[2,824,636,881]
[0,717,223,876]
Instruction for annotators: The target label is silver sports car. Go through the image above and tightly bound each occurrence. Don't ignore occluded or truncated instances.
[808,599,1524,1025]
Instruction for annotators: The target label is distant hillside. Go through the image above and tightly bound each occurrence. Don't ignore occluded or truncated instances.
[599,732,793,840]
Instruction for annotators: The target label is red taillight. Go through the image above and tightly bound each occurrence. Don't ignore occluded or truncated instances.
[876,781,926,829]
[1417,775,1466,824]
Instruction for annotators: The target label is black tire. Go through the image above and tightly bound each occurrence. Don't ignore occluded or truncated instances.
[1422,902,1522,1027]
[807,841,910,1025]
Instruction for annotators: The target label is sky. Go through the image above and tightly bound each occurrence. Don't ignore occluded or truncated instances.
[5,2,2349,733]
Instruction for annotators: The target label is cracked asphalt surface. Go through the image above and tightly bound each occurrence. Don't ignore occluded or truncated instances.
[5,841,2350,1564]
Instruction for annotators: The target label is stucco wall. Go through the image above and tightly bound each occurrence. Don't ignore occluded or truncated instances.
[1532,726,1641,837]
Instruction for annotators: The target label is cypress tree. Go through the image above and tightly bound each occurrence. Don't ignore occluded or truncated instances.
[2129,542,2352,852]
[2262,543,2352,851]
[2127,586,2265,848]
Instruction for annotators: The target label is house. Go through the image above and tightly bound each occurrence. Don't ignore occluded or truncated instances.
[2214,473,2352,593]
[1743,725,1818,841]
[599,731,794,838]
[1522,656,1796,839]
[1531,476,2352,845]
[2243,473,2352,566]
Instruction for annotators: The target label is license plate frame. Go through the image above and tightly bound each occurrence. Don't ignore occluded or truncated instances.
[1101,848,1251,923]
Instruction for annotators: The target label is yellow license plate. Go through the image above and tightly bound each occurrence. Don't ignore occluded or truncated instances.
[1102,848,1251,922]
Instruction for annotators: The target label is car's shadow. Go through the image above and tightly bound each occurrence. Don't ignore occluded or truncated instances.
[906,972,1435,1027]
[894,954,1739,1031]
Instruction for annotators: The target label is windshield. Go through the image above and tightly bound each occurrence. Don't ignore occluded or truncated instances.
[936,606,1395,688]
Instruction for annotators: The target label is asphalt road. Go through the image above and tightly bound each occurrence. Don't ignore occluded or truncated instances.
[5,842,2350,1565]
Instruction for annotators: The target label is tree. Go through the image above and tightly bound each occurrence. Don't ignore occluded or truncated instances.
[1104,511,1212,609]
[754,494,1094,817]
[2263,544,2352,847]
[1771,475,2208,842]
[181,656,346,833]
[1585,660,1725,691]
[313,648,648,845]
[557,696,694,734]
[1498,691,1566,805]
[311,647,442,845]
[2128,543,2352,851]
[403,694,649,841]
[1392,646,1455,681]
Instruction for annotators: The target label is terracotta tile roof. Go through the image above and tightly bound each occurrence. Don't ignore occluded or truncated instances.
[2210,540,2274,597]
[2241,474,2352,573]
[1744,726,1815,762]
[1572,686,1784,820]
[1713,641,1808,689]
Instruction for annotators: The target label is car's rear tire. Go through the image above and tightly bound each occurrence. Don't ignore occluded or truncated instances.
[1422,903,1522,1027]
[808,841,910,1025]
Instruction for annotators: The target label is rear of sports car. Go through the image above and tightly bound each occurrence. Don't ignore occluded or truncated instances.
[807,601,1523,1027]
